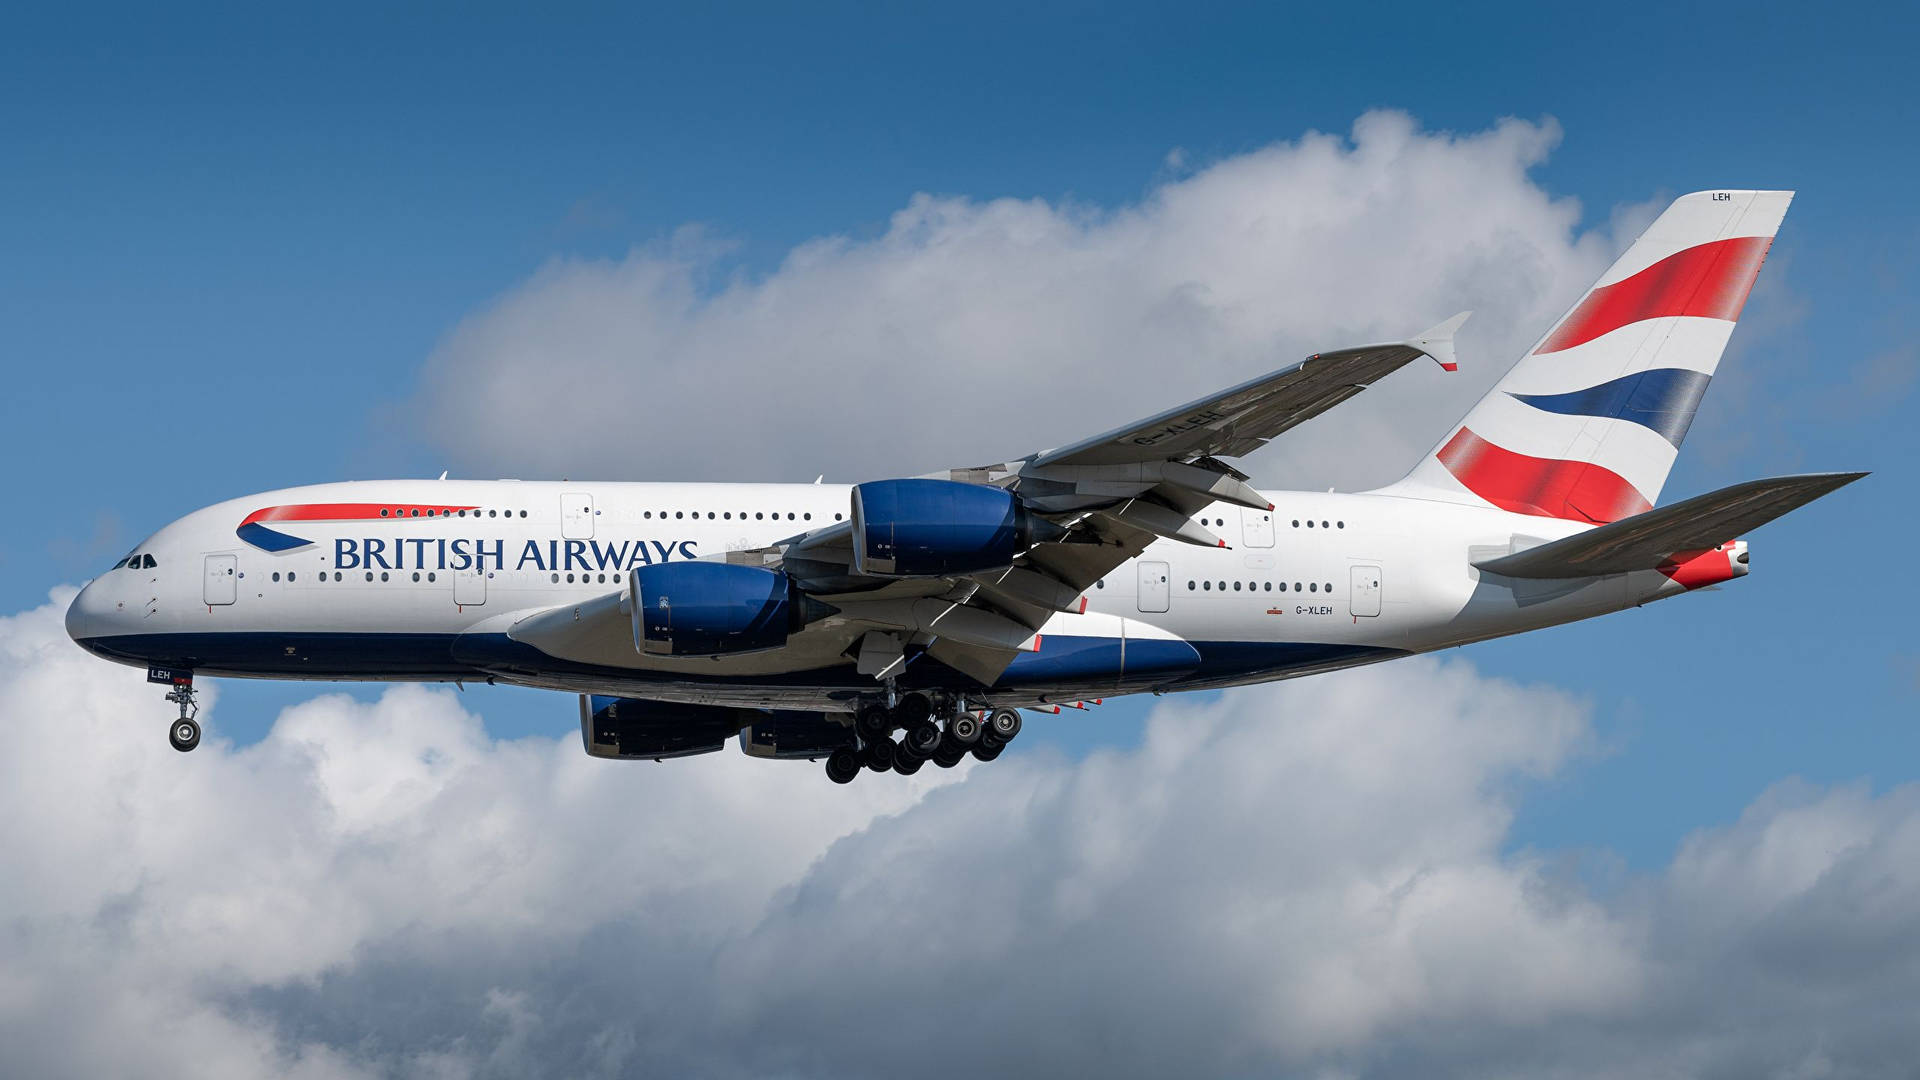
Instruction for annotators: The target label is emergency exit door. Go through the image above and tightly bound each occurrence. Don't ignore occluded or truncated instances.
[1137,560,1170,613]
[454,567,487,608]
[204,554,237,606]
[1350,564,1382,617]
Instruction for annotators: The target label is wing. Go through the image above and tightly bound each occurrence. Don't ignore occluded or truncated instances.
[1026,311,1469,469]
[506,315,1468,694]
[732,313,1470,685]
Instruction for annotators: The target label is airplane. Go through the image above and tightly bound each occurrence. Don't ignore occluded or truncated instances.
[66,190,1865,784]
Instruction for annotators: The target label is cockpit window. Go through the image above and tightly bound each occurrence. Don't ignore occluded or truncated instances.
[141,554,157,569]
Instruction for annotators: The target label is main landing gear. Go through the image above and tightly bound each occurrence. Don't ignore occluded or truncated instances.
[824,694,1025,784]
[161,671,200,752]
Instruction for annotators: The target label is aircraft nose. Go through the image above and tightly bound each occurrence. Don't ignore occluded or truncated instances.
[65,578,124,647]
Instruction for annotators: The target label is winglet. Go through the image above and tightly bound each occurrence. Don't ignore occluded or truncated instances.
[1408,311,1471,372]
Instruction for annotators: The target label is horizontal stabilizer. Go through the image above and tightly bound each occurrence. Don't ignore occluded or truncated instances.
[1473,471,1866,579]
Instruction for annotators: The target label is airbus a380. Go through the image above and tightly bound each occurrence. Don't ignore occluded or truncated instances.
[67,191,1864,783]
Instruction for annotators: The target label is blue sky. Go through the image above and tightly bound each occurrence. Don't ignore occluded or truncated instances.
[3,0,1914,879]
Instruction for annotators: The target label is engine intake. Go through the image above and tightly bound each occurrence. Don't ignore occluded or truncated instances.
[851,478,1060,577]
[631,562,827,657]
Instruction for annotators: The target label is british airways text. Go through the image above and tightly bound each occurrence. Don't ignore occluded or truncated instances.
[332,537,699,572]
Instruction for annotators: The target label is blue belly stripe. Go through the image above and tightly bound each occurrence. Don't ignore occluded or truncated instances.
[73,631,1405,697]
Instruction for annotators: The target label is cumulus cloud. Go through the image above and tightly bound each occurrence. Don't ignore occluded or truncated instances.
[407,111,1620,491]
[9,590,1920,1078]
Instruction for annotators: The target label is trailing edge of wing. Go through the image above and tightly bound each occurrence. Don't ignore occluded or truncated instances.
[1474,471,1867,579]
[1026,312,1470,469]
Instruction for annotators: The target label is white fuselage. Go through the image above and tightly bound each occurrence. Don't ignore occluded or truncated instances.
[66,478,1706,709]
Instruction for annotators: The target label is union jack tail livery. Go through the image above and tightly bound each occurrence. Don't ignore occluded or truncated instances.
[1391,190,1793,523]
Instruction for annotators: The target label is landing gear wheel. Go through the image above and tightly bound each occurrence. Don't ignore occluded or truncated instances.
[905,721,943,757]
[987,708,1023,741]
[893,751,924,775]
[825,747,862,784]
[933,744,967,769]
[945,713,981,747]
[169,718,201,753]
[863,737,897,773]
[979,730,1006,752]
[896,693,933,726]
[855,703,894,742]
[971,741,1003,762]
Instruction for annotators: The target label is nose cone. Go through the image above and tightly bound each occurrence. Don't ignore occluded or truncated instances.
[66,578,123,652]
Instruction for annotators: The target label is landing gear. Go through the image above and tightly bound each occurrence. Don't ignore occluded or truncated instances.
[944,712,981,747]
[826,747,862,784]
[163,675,200,753]
[821,696,1025,782]
[863,736,898,773]
[855,703,893,742]
[169,718,201,753]
[904,720,943,757]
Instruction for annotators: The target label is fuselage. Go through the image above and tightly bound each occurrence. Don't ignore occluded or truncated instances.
[65,478,1718,710]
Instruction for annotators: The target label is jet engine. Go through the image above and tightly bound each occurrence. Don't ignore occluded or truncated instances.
[578,695,756,760]
[851,478,1062,577]
[631,562,831,657]
[737,711,856,759]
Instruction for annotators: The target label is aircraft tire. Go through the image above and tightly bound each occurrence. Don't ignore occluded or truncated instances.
[987,708,1022,741]
[971,741,1002,763]
[905,721,942,757]
[864,737,897,773]
[895,693,932,726]
[932,745,967,769]
[946,713,981,747]
[825,748,861,784]
[855,703,893,741]
[893,751,924,776]
[979,730,1006,752]
[169,718,200,753]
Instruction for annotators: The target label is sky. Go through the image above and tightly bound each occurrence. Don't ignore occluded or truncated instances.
[2,4,1917,1077]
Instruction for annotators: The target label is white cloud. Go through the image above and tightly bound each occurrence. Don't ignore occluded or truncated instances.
[407,111,1619,492]
[10,589,1920,1077]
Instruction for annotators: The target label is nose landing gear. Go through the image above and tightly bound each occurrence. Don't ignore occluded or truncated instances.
[159,670,200,753]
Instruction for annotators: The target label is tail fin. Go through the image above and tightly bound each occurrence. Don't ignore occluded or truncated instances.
[1387,190,1793,523]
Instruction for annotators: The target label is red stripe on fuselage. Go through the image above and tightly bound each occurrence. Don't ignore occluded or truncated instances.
[1535,236,1772,355]
[241,503,480,526]
[1436,428,1652,524]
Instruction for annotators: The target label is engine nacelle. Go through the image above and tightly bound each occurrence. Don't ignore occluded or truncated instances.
[737,711,856,759]
[631,562,800,657]
[851,478,1059,577]
[578,695,751,760]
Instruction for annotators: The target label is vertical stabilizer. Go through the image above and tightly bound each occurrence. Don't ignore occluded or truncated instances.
[1385,190,1793,523]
